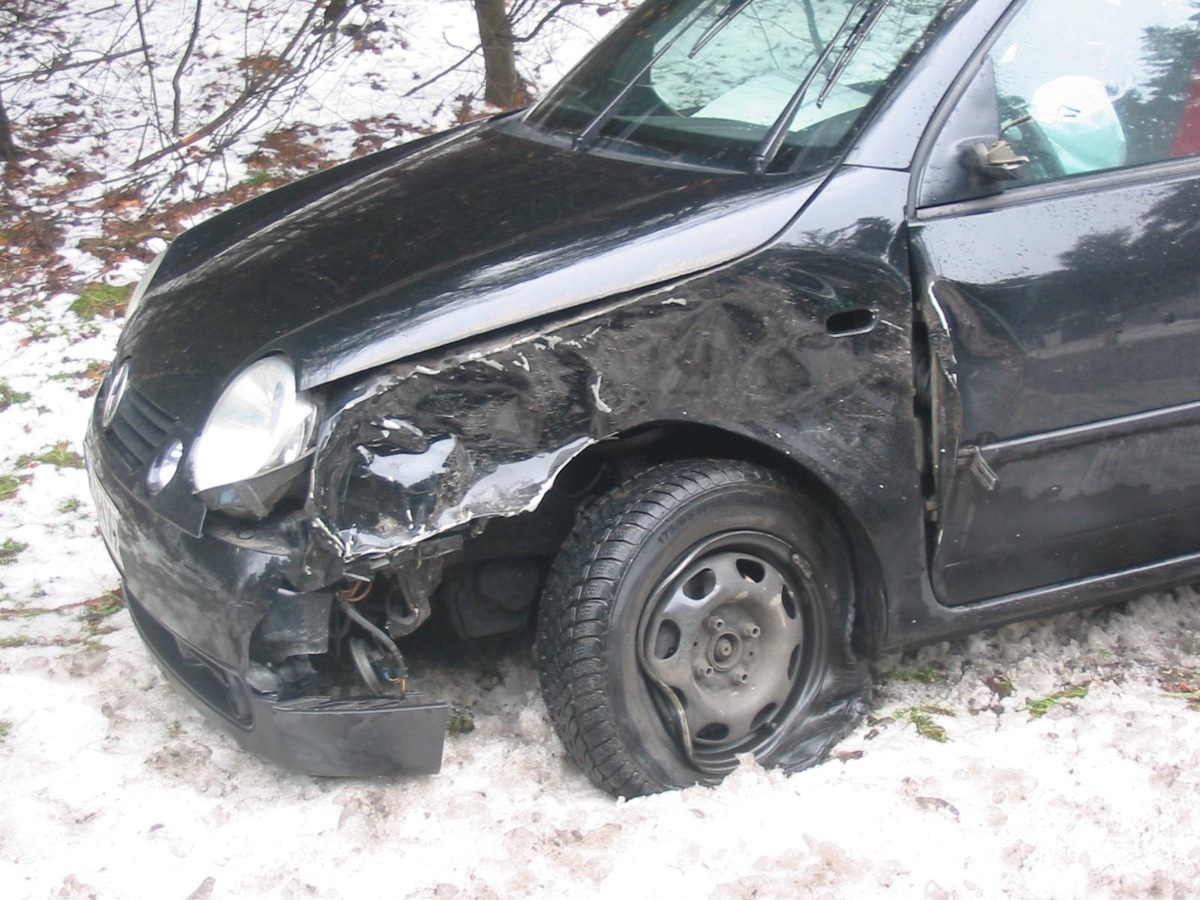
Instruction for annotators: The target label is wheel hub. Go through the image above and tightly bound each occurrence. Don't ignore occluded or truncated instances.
[710,632,740,668]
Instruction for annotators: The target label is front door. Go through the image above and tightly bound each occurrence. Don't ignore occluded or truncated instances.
[910,0,1200,605]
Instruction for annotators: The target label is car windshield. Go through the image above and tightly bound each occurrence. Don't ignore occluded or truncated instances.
[524,0,956,173]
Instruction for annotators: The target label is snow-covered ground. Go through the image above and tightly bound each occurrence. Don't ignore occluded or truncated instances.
[1,3,1198,898]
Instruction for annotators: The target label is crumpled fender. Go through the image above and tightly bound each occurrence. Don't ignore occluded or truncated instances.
[306,233,917,568]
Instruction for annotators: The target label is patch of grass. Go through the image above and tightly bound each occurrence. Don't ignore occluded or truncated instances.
[0,633,108,651]
[245,168,276,187]
[0,539,27,566]
[40,442,85,468]
[0,605,55,620]
[70,282,131,320]
[1025,685,1089,719]
[58,497,83,514]
[79,590,125,630]
[0,381,31,412]
[49,360,109,395]
[22,321,51,343]
[78,360,109,397]
[894,705,955,742]
[887,666,951,684]
[0,472,27,501]
[0,721,10,743]
[447,707,475,737]
[167,720,183,739]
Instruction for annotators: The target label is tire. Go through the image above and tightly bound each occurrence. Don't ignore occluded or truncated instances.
[536,459,867,797]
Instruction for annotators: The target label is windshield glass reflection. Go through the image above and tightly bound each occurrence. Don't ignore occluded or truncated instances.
[525,0,955,172]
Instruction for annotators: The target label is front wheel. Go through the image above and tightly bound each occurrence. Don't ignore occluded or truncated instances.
[536,460,867,797]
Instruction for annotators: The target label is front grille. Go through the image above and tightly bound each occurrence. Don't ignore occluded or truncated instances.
[106,385,175,471]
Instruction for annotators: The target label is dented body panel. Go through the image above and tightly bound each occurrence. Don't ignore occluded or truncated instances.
[313,163,924,623]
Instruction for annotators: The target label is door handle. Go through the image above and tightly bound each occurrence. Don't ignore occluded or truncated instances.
[825,307,877,336]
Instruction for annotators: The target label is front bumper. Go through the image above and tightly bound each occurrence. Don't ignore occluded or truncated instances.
[127,591,448,776]
[85,413,449,777]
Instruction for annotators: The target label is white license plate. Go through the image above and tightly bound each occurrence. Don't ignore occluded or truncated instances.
[88,462,124,572]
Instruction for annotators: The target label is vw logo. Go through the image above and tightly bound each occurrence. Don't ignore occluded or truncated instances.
[101,359,130,429]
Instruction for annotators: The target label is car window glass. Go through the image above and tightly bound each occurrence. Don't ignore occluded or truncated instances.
[526,0,956,173]
[649,0,898,132]
[992,0,1200,184]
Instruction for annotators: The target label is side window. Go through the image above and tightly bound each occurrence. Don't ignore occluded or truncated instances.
[993,0,1200,184]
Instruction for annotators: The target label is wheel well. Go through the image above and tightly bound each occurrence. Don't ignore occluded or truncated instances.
[464,422,888,656]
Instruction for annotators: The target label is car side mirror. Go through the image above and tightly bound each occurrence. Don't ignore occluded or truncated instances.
[961,138,1029,181]
[917,56,1010,207]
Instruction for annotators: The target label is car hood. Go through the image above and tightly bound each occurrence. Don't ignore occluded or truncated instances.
[119,117,823,427]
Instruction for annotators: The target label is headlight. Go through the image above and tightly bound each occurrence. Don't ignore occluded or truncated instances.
[191,356,317,493]
[125,246,168,319]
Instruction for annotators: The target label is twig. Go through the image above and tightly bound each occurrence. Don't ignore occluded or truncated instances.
[403,44,483,98]
[134,0,327,168]
[513,1,584,45]
[0,47,144,85]
[171,0,204,137]
[132,0,168,140]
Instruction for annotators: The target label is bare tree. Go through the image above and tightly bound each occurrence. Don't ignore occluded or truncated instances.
[422,1,631,112]
[1,0,631,190]
[0,0,379,179]
[0,89,18,162]
[0,1,138,167]
[474,0,530,108]
[130,0,377,170]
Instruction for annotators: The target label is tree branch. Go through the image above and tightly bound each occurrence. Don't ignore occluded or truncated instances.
[0,47,144,85]
[403,44,484,98]
[171,0,204,137]
[133,0,168,141]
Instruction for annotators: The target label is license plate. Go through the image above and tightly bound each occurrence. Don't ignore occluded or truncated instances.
[87,458,124,573]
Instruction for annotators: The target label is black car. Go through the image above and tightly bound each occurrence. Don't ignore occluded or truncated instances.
[86,0,1200,798]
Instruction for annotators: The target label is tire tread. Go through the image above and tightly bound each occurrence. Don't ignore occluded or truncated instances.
[537,459,798,797]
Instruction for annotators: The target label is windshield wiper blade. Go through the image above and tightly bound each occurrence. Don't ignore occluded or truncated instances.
[686,0,756,59]
[573,0,725,154]
[749,0,891,175]
[816,0,891,105]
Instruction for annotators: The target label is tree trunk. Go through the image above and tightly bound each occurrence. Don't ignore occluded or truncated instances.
[0,88,19,162]
[473,0,529,108]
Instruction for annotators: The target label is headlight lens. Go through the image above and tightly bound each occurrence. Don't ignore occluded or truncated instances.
[191,356,317,493]
[125,246,168,319]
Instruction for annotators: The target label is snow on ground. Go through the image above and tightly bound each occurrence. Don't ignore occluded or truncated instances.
[1,2,1199,898]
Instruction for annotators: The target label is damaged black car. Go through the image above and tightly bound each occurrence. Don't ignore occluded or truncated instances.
[86,0,1200,797]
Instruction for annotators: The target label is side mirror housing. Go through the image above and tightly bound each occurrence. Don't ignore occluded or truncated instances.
[961,138,1029,181]
[916,57,1008,207]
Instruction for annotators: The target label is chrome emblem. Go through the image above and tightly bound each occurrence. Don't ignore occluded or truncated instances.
[101,359,130,429]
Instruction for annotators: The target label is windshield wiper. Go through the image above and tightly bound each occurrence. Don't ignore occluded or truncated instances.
[573,0,738,154]
[749,0,892,175]
[816,0,891,104]
[686,0,756,59]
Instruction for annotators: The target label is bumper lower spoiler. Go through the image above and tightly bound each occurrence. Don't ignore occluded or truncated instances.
[128,592,448,777]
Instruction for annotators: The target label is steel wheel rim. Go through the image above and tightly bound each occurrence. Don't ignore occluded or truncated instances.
[638,530,815,768]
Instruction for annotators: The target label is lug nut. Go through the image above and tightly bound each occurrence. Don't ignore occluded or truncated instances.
[706,616,725,632]
[695,664,715,679]
[743,624,761,638]
[735,670,749,684]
